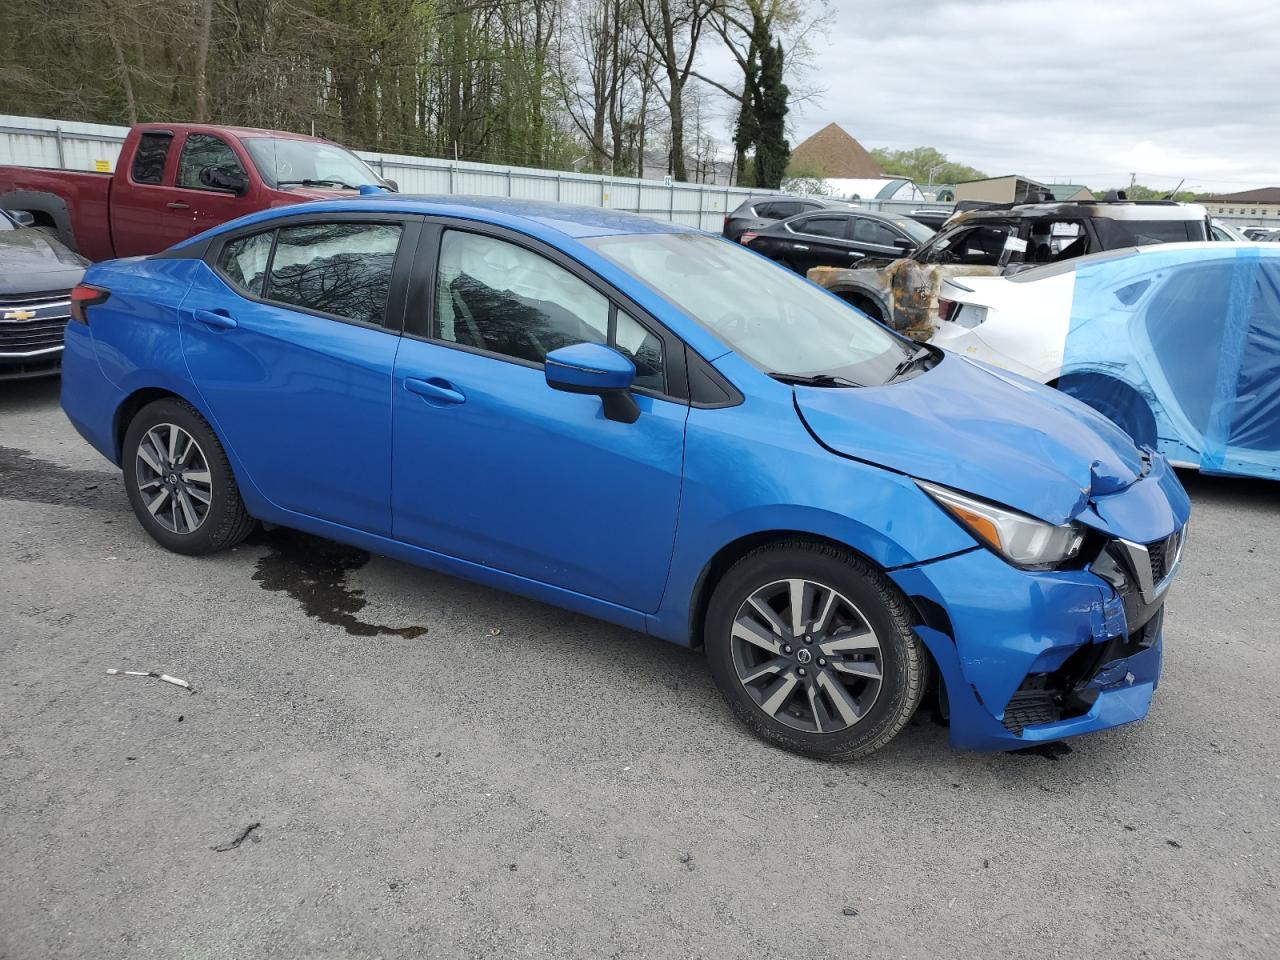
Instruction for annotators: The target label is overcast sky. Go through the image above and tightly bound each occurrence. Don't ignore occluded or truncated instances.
[704,0,1279,194]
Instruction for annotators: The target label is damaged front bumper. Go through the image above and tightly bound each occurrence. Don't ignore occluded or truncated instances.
[890,530,1183,752]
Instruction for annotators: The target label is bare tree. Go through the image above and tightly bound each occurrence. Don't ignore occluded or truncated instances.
[637,0,716,182]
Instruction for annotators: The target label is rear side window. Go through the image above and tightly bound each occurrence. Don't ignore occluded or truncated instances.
[177,134,246,191]
[265,222,402,325]
[927,224,1012,265]
[1094,218,1207,247]
[794,216,848,239]
[131,132,172,185]
[217,231,273,296]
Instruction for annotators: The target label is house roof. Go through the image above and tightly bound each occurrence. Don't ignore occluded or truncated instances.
[956,174,1046,187]
[1203,187,1280,203]
[789,123,885,179]
[1045,184,1093,200]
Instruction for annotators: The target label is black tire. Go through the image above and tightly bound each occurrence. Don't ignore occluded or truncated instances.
[122,397,255,555]
[705,540,926,760]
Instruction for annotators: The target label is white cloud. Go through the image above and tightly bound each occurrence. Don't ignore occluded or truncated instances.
[700,0,1280,193]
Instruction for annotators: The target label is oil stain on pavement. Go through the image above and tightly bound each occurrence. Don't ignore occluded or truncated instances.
[0,445,125,512]
[250,527,427,639]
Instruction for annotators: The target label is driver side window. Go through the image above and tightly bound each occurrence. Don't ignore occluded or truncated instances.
[433,230,665,390]
[177,134,245,191]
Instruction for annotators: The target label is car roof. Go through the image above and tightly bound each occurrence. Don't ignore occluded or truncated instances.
[951,201,1208,226]
[203,194,703,241]
[133,121,326,143]
[1006,240,1279,282]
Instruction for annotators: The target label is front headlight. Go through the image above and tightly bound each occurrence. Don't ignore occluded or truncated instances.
[917,480,1086,569]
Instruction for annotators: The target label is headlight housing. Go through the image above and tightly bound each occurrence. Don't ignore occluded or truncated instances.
[917,480,1086,570]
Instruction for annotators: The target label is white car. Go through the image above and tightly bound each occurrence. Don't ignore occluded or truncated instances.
[930,242,1280,480]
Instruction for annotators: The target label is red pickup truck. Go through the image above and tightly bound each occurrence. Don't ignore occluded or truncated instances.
[0,123,395,262]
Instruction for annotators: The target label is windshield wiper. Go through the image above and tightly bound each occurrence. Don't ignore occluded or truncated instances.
[889,346,934,381]
[277,178,359,190]
[769,372,864,388]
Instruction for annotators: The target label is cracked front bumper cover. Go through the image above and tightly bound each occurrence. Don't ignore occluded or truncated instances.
[890,545,1168,752]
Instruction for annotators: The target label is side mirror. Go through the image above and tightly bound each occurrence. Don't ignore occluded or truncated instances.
[199,166,248,195]
[892,237,915,251]
[384,178,400,192]
[544,342,639,424]
[9,210,35,227]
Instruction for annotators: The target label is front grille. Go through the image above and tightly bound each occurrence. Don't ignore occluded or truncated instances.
[0,289,71,308]
[1147,530,1182,584]
[1002,689,1060,735]
[0,290,71,357]
[0,317,68,352]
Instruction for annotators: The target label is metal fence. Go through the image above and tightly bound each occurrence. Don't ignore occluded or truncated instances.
[0,114,784,232]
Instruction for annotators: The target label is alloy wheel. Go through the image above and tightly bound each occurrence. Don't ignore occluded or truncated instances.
[730,578,883,734]
[134,422,213,535]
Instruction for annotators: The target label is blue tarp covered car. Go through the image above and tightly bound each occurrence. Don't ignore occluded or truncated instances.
[933,243,1280,480]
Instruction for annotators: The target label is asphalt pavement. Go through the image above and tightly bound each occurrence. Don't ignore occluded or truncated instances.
[1,376,1277,960]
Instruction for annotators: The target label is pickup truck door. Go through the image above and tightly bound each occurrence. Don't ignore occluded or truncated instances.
[162,132,258,245]
[109,130,190,257]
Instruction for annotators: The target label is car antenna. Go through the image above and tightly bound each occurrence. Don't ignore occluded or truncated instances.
[1163,179,1185,200]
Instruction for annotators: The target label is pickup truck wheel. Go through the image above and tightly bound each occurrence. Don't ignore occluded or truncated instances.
[122,398,255,556]
[705,541,926,759]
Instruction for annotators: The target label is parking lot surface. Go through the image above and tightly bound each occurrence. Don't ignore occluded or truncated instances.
[2,377,1277,960]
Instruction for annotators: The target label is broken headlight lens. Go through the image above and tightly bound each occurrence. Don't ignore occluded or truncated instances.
[917,480,1086,569]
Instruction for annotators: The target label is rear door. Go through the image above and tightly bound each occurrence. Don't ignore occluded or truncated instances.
[180,212,418,533]
[851,216,911,261]
[390,221,688,612]
[785,214,859,271]
[109,130,187,256]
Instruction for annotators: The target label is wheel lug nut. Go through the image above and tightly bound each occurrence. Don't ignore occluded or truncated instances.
[804,637,813,644]
[783,645,793,655]
[817,658,827,667]
[798,667,807,677]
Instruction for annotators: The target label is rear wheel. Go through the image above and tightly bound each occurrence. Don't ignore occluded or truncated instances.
[705,541,926,759]
[122,398,255,555]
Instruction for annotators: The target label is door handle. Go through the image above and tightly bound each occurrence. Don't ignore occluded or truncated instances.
[792,244,809,251]
[404,377,466,405]
[848,251,865,258]
[167,202,191,210]
[193,308,237,330]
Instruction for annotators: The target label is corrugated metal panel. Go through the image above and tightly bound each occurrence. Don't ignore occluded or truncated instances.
[1,113,801,230]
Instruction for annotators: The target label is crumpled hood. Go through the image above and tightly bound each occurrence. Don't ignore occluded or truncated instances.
[0,230,87,295]
[795,352,1155,528]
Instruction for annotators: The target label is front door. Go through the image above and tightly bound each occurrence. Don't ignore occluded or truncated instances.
[180,214,417,534]
[392,224,687,612]
[164,132,258,244]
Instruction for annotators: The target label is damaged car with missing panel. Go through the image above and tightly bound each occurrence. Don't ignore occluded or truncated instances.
[810,199,1213,340]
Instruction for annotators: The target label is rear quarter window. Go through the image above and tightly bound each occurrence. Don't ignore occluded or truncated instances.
[131,133,172,185]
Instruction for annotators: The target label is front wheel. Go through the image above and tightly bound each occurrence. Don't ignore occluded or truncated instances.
[122,398,255,555]
[705,541,927,759]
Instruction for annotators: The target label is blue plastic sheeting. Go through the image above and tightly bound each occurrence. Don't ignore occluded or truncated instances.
[1060,245,1280,480]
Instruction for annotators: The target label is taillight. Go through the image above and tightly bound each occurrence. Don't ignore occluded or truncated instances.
[69,284,109,324]
[740,231,760,246]
[936,297,958,323]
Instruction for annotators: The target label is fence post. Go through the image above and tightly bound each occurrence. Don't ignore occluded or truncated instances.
[55,126,66,169]
[506,167,513,197]
[600,175,606,208]
[556,173,562,202]
[698,185,705,231]
[669,183,675,222]
[449,163,455,195]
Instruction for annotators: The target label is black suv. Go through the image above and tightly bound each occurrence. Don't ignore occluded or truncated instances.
[722,196,850,243]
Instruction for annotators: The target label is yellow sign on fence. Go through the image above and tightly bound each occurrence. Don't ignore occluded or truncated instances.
[94,159,110,173]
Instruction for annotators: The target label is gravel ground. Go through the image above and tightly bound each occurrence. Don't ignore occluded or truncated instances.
[2,376,1277,960]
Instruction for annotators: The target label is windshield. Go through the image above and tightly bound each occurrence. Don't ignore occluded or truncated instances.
[585,232,914,384]
[242,137,383,190]
[893,217,936,244]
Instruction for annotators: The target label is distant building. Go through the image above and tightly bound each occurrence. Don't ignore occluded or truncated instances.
[822,177,928,203]
[1203,187,1280,219]
[953,175,1091,204]
[789,123,885,179]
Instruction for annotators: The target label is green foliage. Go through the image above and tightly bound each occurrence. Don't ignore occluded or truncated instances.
[733,7,790,189]
[870,146,985,185]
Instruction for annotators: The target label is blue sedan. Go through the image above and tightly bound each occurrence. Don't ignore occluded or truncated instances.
[61,197,1190,757]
